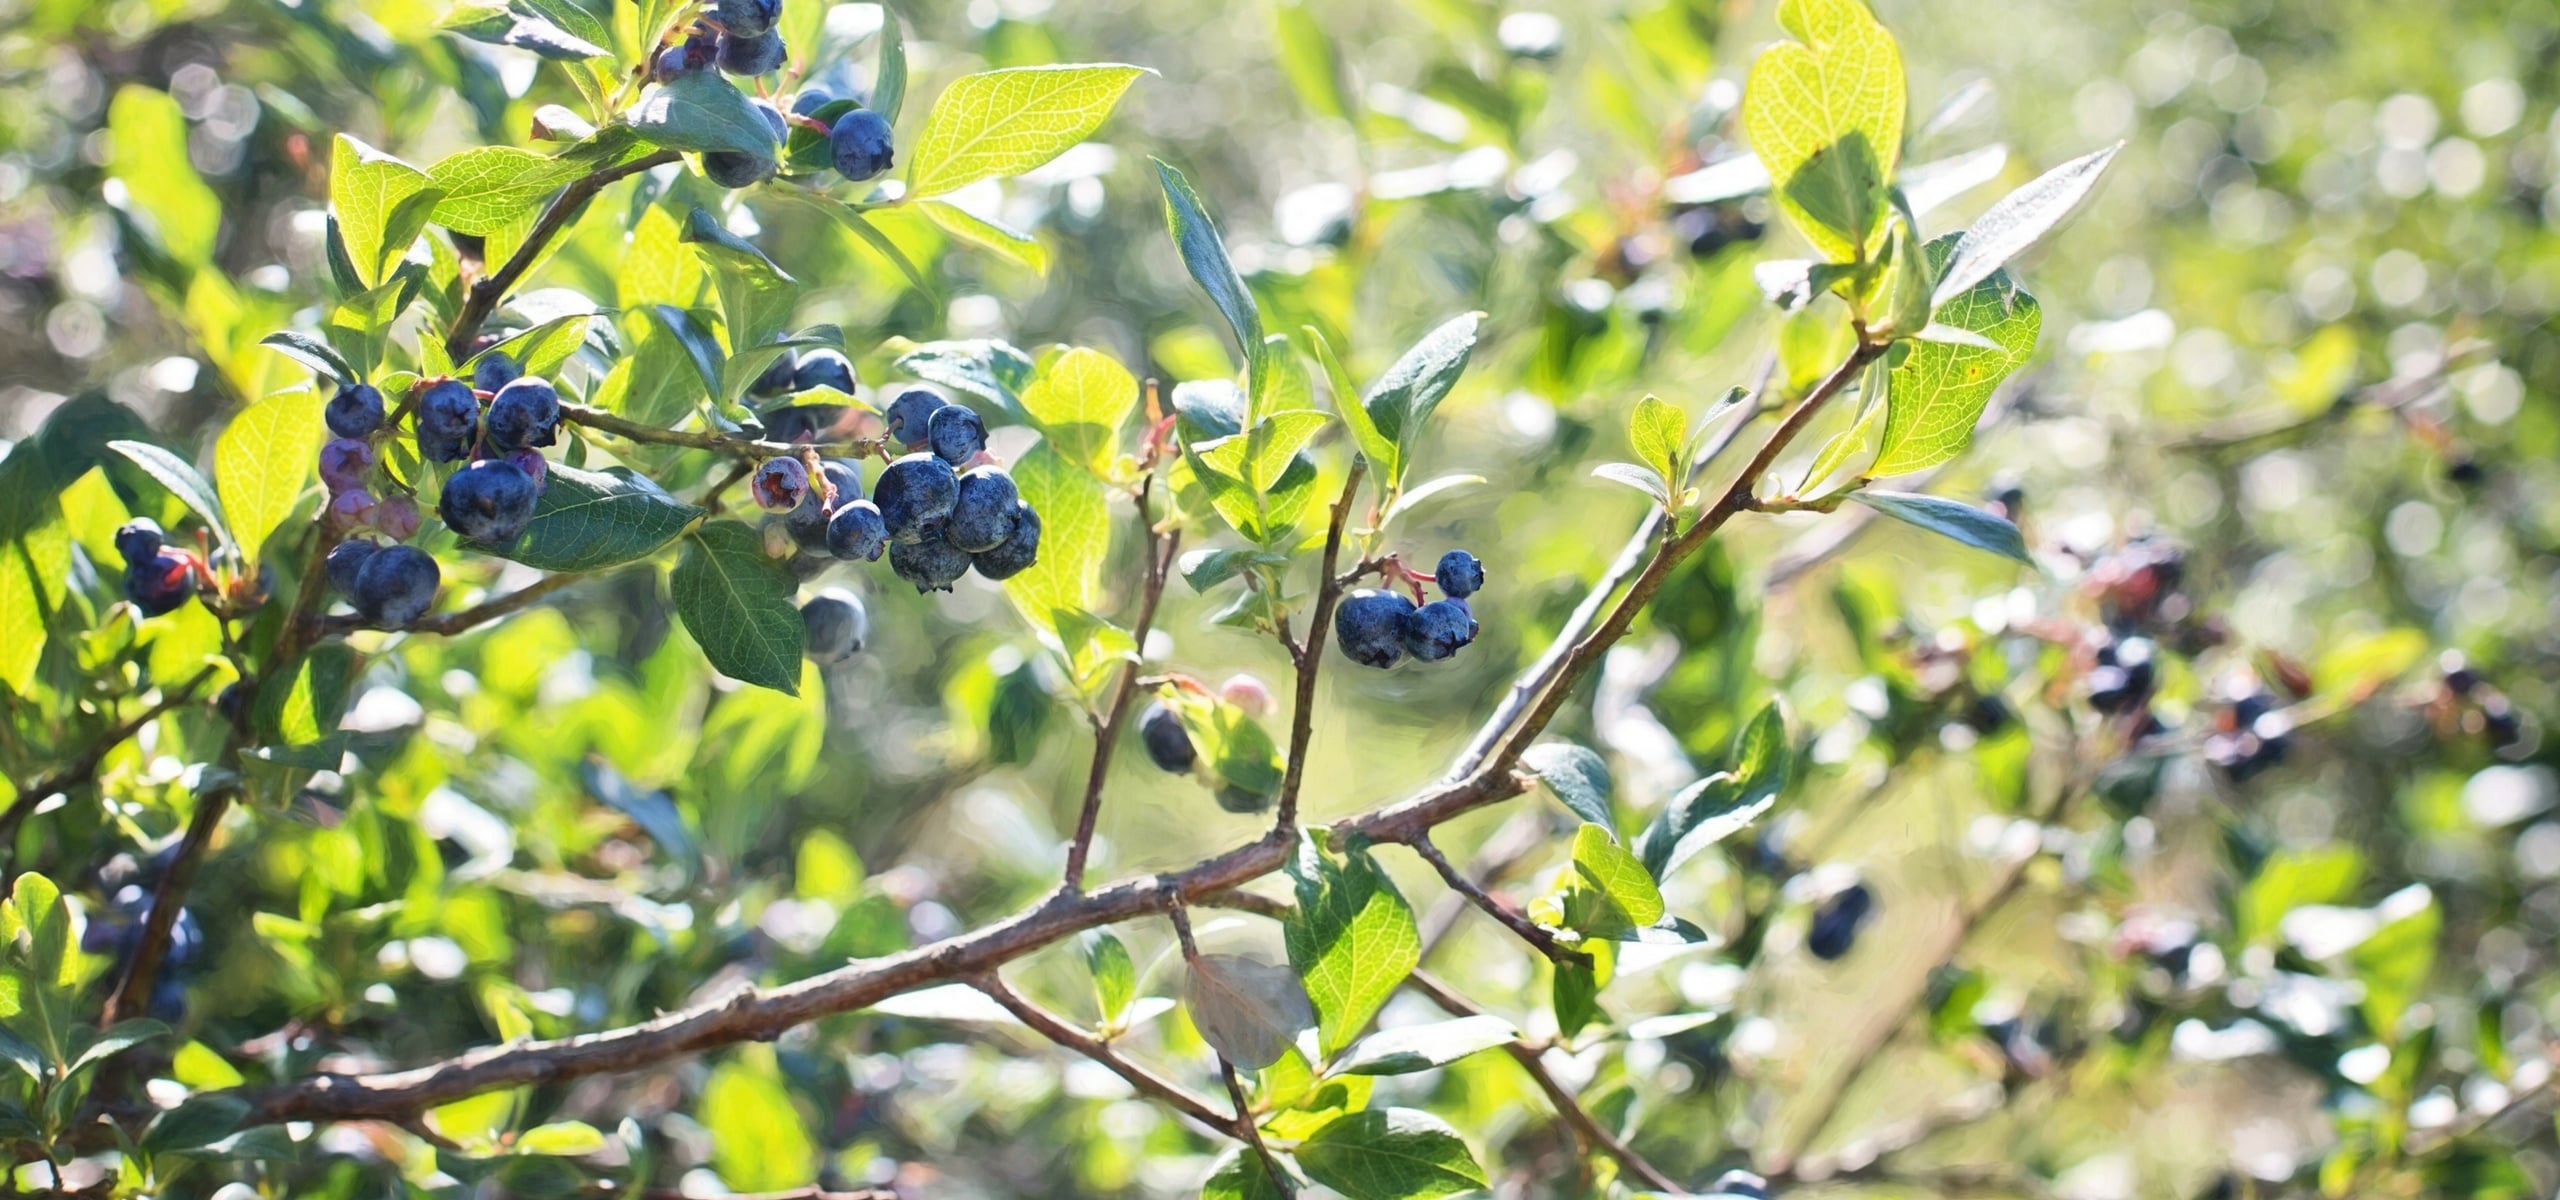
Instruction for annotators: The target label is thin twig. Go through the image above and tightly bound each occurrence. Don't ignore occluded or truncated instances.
[1165,890,1294,1197]
[1274,459,1367,833]
[0,667,218,875]
[1062,478,1178,891]
[972,972,1240,1137]
[562,401,851,461]
[443,150,682,361]
[315,572,581,637]
[1407,834,1586,966]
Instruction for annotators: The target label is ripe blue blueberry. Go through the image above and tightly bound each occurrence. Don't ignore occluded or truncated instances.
[1334,590,1418,668]
[788,458,864,549]
[718,28,786,76]
[1402,598,1478,662]
[485,377,561,451]
[1807,882,1873,961]
[1138,702,1195,773]
[874,453,960,543]
[124,550,198,617]
[1216,785,1273,814]
[440,457,541,544]
[945,469,1022,553]
[752,457,810,512]
[1435,549,1484,598]
[790,86,836,116]
[800,588,868,664]
[653,44,698,82]
[353,544,440,627]
[472,350,522,395]
[926,403,987,465]
[113,518,163,565]
[319,438,375,494]
[325,538,379,595]
[417,379,480,462]
[792,348,857,395]
[970,502,1041,580]
[748,347,799,397]
[325,382,385,439]
[703,147,776,188]
[504,450,549,492]
[829,108,895,181]
[881,387,947,446]
[825,498,890,562]
[713,0,780,37]
[761,404,849,443]
[889,535,972,593]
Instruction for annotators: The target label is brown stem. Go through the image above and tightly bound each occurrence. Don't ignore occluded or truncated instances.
[1407,834,1586,966]
[971,973,1241,1137]
[0,668,218,877]
[1274,458,1367,833]
[1219,1059,1293,1197]
[561,401,845,461]
[1062,479,1178,892]
[443,150,682,362]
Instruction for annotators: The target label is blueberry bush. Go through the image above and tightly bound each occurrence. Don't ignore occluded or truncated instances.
[0,0,2553,1196]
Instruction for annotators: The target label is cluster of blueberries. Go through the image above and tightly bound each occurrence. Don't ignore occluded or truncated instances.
[112,519,205,618]
[650,0,896,190]
[1333,550,1484,668]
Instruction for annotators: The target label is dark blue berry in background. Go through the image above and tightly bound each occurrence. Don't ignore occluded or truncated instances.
[471,350,522,395]
[830,107,896,181]
[714,0,780,37]
[1707,1169,1771,1200]
[945,469,1022,553]
[718,28,786,76]
[325,382,384,439]
[752,457,810,512]
[800,587,868,664]
[324,539,380,595]
[1335,590,1418,668]
[1215,785,1272,813]
[760,404,849,443]
[882,388,947,446]
[2087,636,2156,714]
[826,499,890,562]
[441,458,541,544]
[790,86,835,116]
[113,518,163,565]
[1138,702,1195,773]
[927,403,987,465]
[353,544,440,627]
[747,346,799,397]
[485,378,561,451]
[792,348,857,395]
[1807,882,1874,961]
[1435,549,1484,598]
[125,552,196,617]
[703,149,774,189]
[874,453,960,542]
[1402,598,1478,661]
[889,536,971,593]
[653,44,698,81]
[970,503,1041,580]
[416,379,481,462]
[319,438,375,494]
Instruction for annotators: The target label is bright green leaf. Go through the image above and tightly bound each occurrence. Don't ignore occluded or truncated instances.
[214,390,323,560]
[1284,835,1420,1058]
[1740,0,1905,264]
[1296,1108,1487,1200]
[671,521,804,694]
[471,464,703,571]
[1019,347,1137,477]
[108,87,220,268]
[907,65,1146,198]
[1870,235,2040,477]
[330,134,434,289]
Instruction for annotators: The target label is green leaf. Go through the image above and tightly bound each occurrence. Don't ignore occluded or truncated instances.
[1086,931,1135,1028]
[768,188,934,300]
[671,521,804,694]
[254,642,356,747]
[1296,1108,1487,1200]
[920,200,1049,275]
[1870,234,2041,476]
[214,390,323,560]
[1568,824,1667,935]
[1331,1015,1519,1077]
[141,1094,250,1153]
[426,146,583,236]
[1180,548,1288,593]
[2238,846,2363,946]
[441,0,609,58]
[0,447,70,697]
[2350,889,2440,1042]
[330,134,435,289]
[1307,326,1394,481]
[1591,462,1672,507]
[1740,0,1905,264]
[1156,160,1265,381]
[107,87,219,268]
[259,331,356,386]
[648,305,729,402]
[1933,142,2121,305]
[1377,473,1483,531]
[0,1027,41,1083]
[1183,952,1315,1071]
[1799,365,1889,492]
[873,11,909,124]
[68,1019,168,1074]
[517,1120,608,1156]
[470,311,596,382]
[1520,743,1614,828]
[1018,347,1136,476]
[106,440,234,552]
[1850,491,2032,564]
[1627,395,1688,491]
[1361,313,1481,489]
[895,339,1037,409]
[702,1052,817,1191]
[1186,410,1329,546]
[628,72,780,166]
[1552,942,1612,1039]
[1273,0,1352,121]
[1000,439,1110,646]
[471,464,703,571]
[907,65,1147,198]
[1640,701,1792,879]
[1203,1149,1294,1200]
[1284,835,1420,1058]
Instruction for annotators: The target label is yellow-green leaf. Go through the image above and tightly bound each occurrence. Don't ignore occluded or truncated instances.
[1628,394,1687,488]
[330,134,434,288]
[215,390,325,560]
[907,65,1148,199]
[1869,235,2039,477]
[703,1050,817,1190]
[1001,438,1110,645]
[1017,347,1135,476]
[919,199,1049,275]
[1741,0,1905,264]
[108,87,220,267]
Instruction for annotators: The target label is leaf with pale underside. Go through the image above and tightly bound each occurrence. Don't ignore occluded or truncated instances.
[1183,952,1313,1070]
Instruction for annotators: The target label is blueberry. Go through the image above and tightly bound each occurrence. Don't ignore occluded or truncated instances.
[1807,882,1873,961]
[472,351,522,395]
[816,458,863,505]
[753,457,810,512]
[440,458,541,544]
[486,378,561,451]
[788,459,864,549]
[326,488,378,532]
[146,976,186,1023]
[800,588,868,663]
[1402,598,1478,661]
[761,404,850,443]
[830,108,895,181]
[416,379,481,462]
[113,518,163,565]
[325,539,380,595]
[790,87,836,117]
[653,44,699,82]
[926,403,986,465]
[968,502,1040,581]
[214,681,248,726]
[945,469,1021,553]
[1138,702,1195,773]
[748,348,799,398]
[881,388,948,446]
[124,551,198,617]
[1435,550,1484,598]
[718,28,786,76]
[703,148,775,189]
[2087,637,2156,715]
[825,499,890,562]
[353,544,439,626]
[792,348,856,395]
[889,535,972,593]
[325,382,385,439]
[503,450,549,493]
[319,438,375,494]
[874,453,960,543]
[752,98,787,140]
[713,0,780,37]
[1708,1170,1770,1200]
[375,494,422,541]
[1334,590,1418,668]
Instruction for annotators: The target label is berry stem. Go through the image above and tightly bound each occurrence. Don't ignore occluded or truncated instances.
[1059,475,1180,892]
[971,972,1243,1138]
[1270,456,1368,836]
[443,149,684,363]
[1405,833,1588,967]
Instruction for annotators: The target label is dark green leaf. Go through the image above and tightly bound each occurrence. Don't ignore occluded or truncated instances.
[894,339,1037,410]
[1180,548,1288,593]
[1296,1109,1487,1200]
[1850,490,2033,564]
[441,1,609,58]
[259,331,355,385]
[470,464,703,571]
[1155,159,1265,379]
[627,72,779,164]
[873,12,909,125]
[1639,702,1790,879]
[142,1094,251,1153]
[1362,313,1480,486]
[671,521,804,694]
[1284,835,1419,1057]
[68,1019,168,1074]
[1520,743,1613,828]
[106,440,233,551]
[648,305,729,402]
